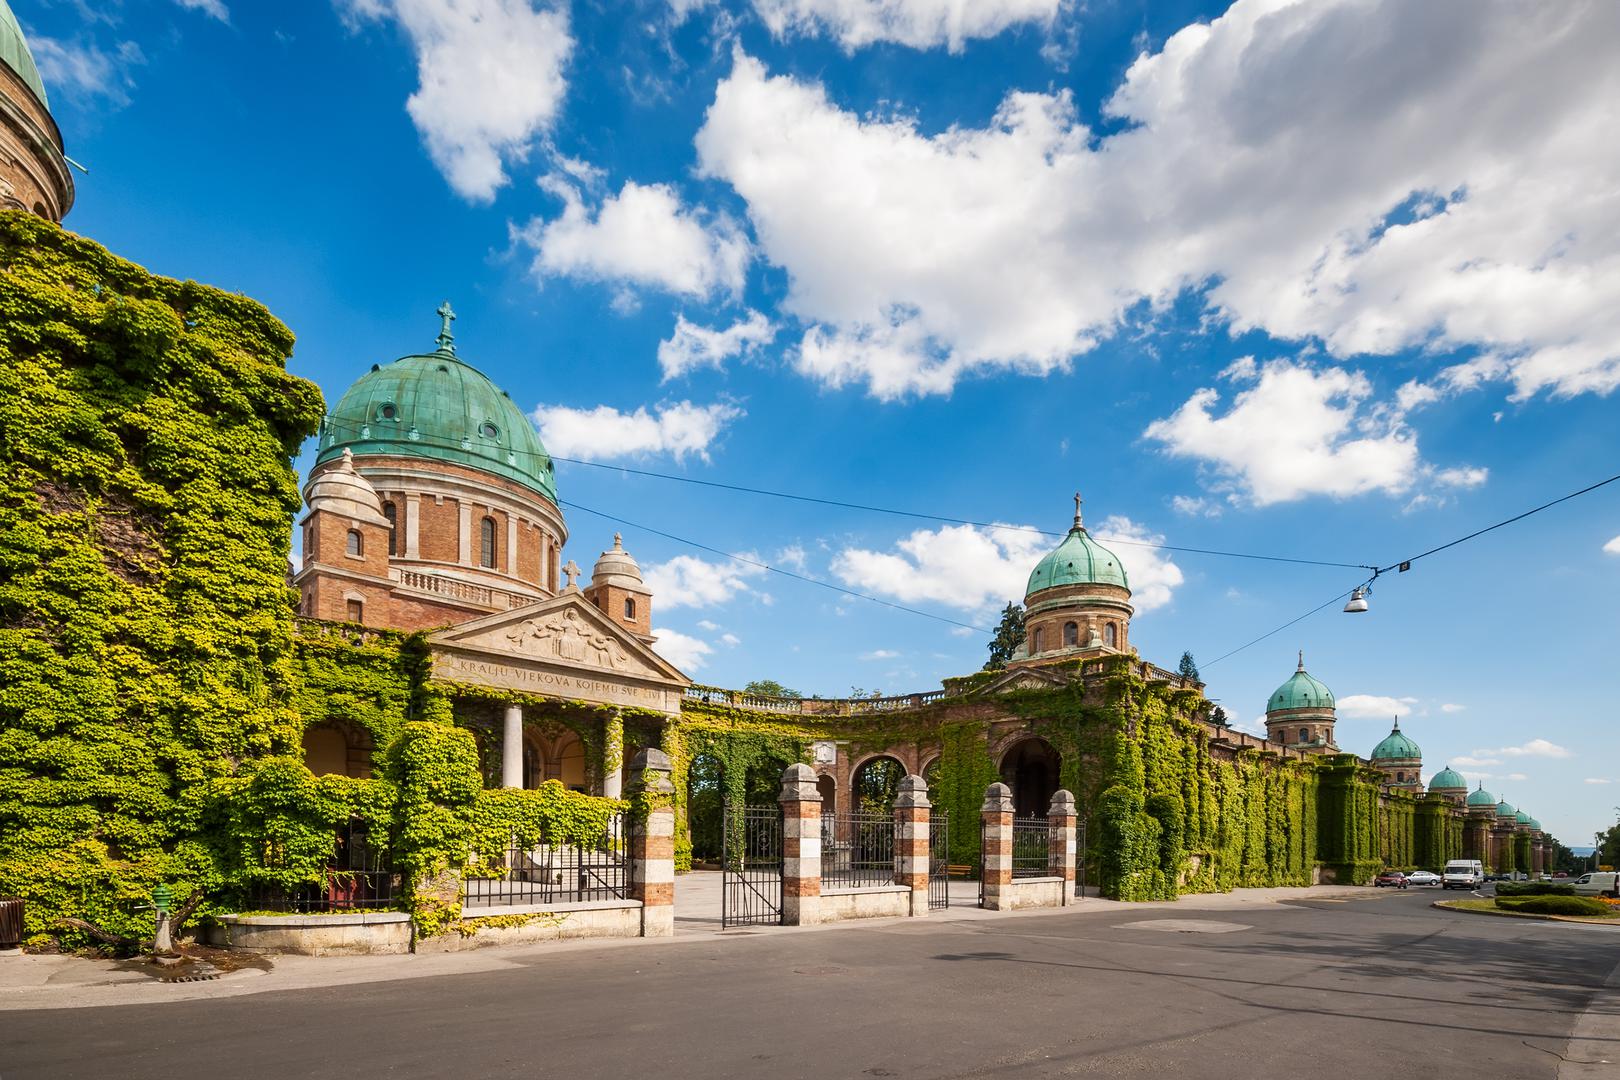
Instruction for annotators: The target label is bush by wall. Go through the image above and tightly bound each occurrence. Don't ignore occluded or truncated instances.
[1495,895,1613,916]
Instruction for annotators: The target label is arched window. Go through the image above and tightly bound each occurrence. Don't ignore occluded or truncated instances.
[1032,628,1044,653]
[624,597,636,620]
[346,529,362,557]
[1063,622,1078,646]
[1396,771,1406,782]
[1300,727,1309,743]
[1104,622,1118,647]
[382,501,397,556]
[479,516,497,568]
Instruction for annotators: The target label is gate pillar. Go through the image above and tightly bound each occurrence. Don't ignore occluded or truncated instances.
[627,748,676,938]
[894,774,931,917]
[981,782,1014,909]
[780,763,823,926]
[1048,789,1077,906]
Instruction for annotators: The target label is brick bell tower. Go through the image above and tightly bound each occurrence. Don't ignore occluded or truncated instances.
[583,533,654,644]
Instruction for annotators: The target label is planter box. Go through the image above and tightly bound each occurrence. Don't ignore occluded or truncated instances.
[206,912,412,956]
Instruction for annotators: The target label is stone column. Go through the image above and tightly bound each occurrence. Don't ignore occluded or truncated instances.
[780,763,823,926]
[1049,789,1077,906]
[893,774,931,918]
[980,782,1014,911]
[627,748,676,938]
[404,494,420,558]
[457,502,472,565]
[500,704,523,789]
[601,710,624,801]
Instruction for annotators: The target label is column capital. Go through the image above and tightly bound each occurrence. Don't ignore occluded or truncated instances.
[779,762,822,804]
[895,773,931,810]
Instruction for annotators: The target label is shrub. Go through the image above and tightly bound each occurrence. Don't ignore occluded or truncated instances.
[1495,895,1613,916]
[1495,881,1575,897]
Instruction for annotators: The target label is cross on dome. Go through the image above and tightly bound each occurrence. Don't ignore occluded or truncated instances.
[562,559,581,590]
[1073,491,1084,530]
[1297,649,1305,672]
[435,300,456,354]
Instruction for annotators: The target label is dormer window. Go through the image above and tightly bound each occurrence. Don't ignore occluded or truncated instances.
[479,421,499,439]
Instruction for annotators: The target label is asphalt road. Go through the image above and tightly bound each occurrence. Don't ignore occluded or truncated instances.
[5,888,1617,1080]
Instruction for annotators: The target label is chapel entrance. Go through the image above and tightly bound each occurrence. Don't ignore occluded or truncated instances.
[1000,737,1061,818]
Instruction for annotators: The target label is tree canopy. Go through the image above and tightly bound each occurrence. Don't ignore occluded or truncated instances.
[983,603,1026,670]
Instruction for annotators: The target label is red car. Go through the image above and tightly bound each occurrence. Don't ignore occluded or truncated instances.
[1375,870,1408,889]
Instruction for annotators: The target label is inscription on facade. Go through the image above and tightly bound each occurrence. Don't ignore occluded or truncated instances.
[434,651,679,713]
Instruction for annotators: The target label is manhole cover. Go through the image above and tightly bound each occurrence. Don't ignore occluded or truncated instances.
[159,963,223,983]
[1116,919,1251,934]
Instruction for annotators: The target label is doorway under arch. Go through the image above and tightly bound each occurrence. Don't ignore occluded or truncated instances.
[687,753,725,863]
[852,755,906,815]
[1000,737,1061,818]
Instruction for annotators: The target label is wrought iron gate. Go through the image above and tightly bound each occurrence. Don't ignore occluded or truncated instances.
[928,810,950,910]
[722,803,782,927]
[1074,816,1088,897]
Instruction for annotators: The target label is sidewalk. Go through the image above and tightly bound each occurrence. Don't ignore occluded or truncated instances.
[0,883,1379,1011]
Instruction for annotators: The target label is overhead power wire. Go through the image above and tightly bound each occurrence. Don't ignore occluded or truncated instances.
[314,414,1374,571]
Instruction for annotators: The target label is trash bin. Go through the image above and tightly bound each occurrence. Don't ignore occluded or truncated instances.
[0,897,23,950]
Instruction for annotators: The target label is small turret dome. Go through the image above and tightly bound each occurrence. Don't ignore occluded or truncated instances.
[305,448,388,526]
[1268,652,1335,712]
[1514,809,1531,826]
[1428,766,1467,792]
[1025,494,1128,594]
[1466,784,1497,808]
[590,533,646,591]
[1370,718,1421,761]
[314,304,556,502]
[1527,817,1541,831]
[1495,800,1516,818]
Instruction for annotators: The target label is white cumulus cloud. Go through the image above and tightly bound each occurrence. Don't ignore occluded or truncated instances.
[1440,703,1467,714]
[1337,694,1420,720]
[696,3,1620,402]
[644,553,767,609]
[748,0,1066,52]
[1483,738,1572,759]
[658,310,776,379]
[342,0,573,203]
[1090,516,1184,613]
[520,179,749,301]
[652,627,712,671]
[31,38,144,106]
[174,0,229,19]
[532,400,742,462]
[1604,535,1620,556]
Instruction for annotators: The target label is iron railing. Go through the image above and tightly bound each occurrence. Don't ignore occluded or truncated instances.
[928,811,951,910]
[821,811,896,890]
[1011,816,1051,878]
[464,814,629,908]
[722,804,783,927]
[246,819,399,912]
[1075,817,1089,896]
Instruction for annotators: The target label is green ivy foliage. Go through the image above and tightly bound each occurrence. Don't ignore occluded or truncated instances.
[0,212,323,944]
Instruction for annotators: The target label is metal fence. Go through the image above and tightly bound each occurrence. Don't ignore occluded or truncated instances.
[722,803,783,927]
[1075,817,1088,896]
[1011,816,1051,878]
[928,811,950,910]
[821,811,896,890]
[247,818,399,913]
[464,814,629,908]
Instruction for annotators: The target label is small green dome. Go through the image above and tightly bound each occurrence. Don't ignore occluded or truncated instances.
[315,306,556,502]
[0,2,48,108]
[1514,810,1531,825]
[1495,800,1516,817]
[1527,817,1541,831]
[1268,652,1335,712]
[1371,719,1421,761]
[1428,766,1466,791]
[1466,784,1496,807]
[1026,504,1128,595]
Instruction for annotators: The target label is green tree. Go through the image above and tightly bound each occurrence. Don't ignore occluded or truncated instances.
[1209,705,1230,728]
[742,679,800,699]
[1178,651,1201,683]
[983,603,1026,671]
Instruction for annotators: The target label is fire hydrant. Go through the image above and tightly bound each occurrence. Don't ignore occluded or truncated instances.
[152,884,174,954]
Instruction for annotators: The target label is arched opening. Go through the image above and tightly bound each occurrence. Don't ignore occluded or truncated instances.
[554,731,586,791]
[521,732,546,789]
[743,757,790,805]
[1063,622,1078,647]
[1031,627,1045,653]
[920,757,941,794]
[624,597,636,620]
[346,529,363,556]
[1299,727,1309,743]
[1104,622,1117,647]
[1000,737,1061,818]
[687,754,724,863]
[382,501,397,555]
[301,722,373,778]
[479,516,497,569]
[816,774,836,815]
[852,755,906,815]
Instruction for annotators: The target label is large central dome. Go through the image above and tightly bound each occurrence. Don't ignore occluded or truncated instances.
[314,308,556,502]
[1025,497,1128,594]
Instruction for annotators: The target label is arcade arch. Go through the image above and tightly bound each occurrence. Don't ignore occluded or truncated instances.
[999,736,1061,818]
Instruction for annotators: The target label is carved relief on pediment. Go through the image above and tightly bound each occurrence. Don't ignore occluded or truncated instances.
[499,607,638,672]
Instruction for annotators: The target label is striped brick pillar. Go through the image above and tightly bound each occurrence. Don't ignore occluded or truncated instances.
[627,747,676,938]
[894,774,931,917]
[780,763,823,926]
[981,782,1014,910]
[1048,789,1077,906]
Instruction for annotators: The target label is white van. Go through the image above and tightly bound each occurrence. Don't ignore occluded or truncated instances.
[1442,860,1484,889]
[1571,872,1619,898]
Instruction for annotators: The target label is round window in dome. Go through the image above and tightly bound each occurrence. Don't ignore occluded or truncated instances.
[479,421,499,439]
[377,402,398,421]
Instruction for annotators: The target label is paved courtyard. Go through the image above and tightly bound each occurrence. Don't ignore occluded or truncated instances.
[4,888,1618,1079]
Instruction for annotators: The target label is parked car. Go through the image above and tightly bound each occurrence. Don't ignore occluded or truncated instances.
[1375,870,1408,889]
[1444,860,1486,890]
[1553,871,1570,879]
[1406,870,1441,886]
[1571,872,1620,898]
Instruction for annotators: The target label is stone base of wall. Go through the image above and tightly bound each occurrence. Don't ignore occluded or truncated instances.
[418,900,643,952]
[981,877,1065,911]
[205,912,413,956]
[819,885,911,922]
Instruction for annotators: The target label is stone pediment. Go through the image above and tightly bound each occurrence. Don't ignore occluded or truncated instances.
[426,593,690,712]
[970,666,1074,696]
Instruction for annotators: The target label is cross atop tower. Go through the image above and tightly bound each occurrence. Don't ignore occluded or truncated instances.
[1297,649,1305,672]
[435,300,456,354]
[562,559,581,590]
[1073,491,1084,530]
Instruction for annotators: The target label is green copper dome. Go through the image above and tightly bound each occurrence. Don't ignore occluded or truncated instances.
[1371,719,1421,761]
[1466,784,1496,807]
[1026,497,1128,595]
[1495,800,1516,817]
[1527,817,1541,831]
[1428,766,1466,791]
[1514,810,1531,825]
[0,2,48,108]
[315,305,556,502]
[1268,652,1335,712]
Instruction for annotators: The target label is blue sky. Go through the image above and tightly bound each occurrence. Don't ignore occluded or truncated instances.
[21,0,1620,845]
